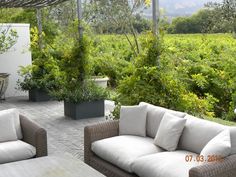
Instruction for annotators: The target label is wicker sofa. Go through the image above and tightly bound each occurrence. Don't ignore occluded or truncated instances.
[19,114,48,157]
[84,102,236,177]
[0,109,47,164]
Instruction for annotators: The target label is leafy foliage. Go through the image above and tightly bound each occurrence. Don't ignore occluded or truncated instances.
[169,1,236,34]
[51,35,109,103]
[17,28,61,92]
[0,27,18,54]
[117,34,236,120]
[17,56,61,91]
[206,0,236,33]
[89,35,132,86]
[52,80,108,104]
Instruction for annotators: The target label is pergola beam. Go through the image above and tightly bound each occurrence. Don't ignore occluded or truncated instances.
[0,0,68,8]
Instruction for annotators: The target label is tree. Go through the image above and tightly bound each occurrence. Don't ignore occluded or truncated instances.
[168,9,233,34]
[206,0,236,33]
[0,27,18,54]
[84,0,151,56]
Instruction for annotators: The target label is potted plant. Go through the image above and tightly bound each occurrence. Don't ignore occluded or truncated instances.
[91,75,109,88]
[17,53,61,102]
[51,37,108,119]
[17,27,61,102]
[0,27,18,100]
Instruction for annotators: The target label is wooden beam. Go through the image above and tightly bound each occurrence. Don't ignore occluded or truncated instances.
[0,0,68,8]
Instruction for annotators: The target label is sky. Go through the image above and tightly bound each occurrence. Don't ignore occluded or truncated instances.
[143,0,221,17]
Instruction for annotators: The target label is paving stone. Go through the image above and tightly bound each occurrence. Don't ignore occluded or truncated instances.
[0,96,110,160]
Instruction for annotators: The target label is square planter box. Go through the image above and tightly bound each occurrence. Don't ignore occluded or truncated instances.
[29,89,51,102]
[64,100,105,119]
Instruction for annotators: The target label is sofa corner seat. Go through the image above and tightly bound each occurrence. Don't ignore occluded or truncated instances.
[0,114,47,164]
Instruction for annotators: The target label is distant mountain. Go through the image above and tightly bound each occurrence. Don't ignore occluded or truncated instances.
[143,0,221,18]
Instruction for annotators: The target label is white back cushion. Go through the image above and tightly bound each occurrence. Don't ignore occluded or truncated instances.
[0,109,23,140]
[178,115,225,154]
[139,102,186,138]
[201,130,231,161]
[119,105,147,137]
[154,113,186,151]
[0,110,18,142]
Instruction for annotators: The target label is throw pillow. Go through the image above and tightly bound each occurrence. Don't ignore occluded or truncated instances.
[154,113,186,151]
[0,110,18,142]
[200,130,231,162]
[119,105,147,137]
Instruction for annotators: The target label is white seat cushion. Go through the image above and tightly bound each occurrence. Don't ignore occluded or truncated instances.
[132,150,199,177]
[178,115,225,154]
[0,140,36,164]
[92,135,164,173]
[139,102,186,138]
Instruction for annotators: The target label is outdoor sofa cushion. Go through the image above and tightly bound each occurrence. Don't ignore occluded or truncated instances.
[0,109,23,140]
[154,113,186,151]
[132,150,199,177]
[0,110,18,142]
[139,102,186,138]
[178,114,236,155]
[92,135,164,173]
[0,140,36,164]
[200,130,231,161]
[178,115,225,154]
[119,105,147,137]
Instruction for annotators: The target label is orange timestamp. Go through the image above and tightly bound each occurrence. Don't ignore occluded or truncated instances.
[185,155,224,163]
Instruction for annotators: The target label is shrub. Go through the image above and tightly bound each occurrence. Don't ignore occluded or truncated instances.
[117,33,218,118]
[17,28,61,92]
[52,80,108,103]
[89,35,134,87]
[51,36,109,103]
[17,49,61,92]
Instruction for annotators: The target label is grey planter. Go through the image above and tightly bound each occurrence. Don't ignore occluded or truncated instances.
[29,89,51,102]
[64,100,105,119]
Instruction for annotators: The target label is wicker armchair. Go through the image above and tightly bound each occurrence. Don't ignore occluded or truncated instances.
[84,120,236,177]
[20,115,48,157]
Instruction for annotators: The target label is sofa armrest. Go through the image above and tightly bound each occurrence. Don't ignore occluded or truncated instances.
[20,115,48,157]
[84,120,119,164]
[189,154,236,177]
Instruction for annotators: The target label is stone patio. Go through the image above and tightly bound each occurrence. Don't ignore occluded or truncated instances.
[0,97,114,160]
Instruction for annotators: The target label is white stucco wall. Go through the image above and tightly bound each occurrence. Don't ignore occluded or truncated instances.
[0,24,32,97]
